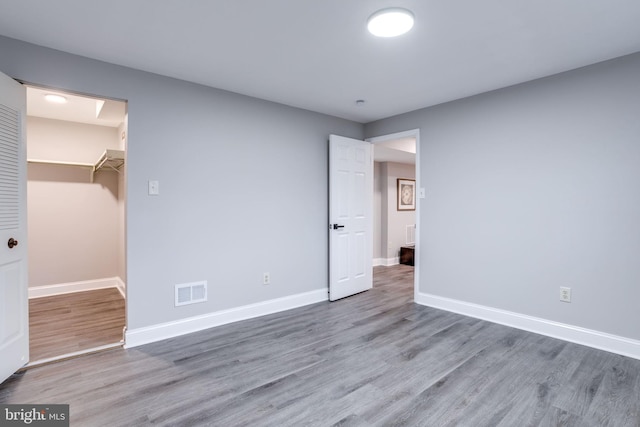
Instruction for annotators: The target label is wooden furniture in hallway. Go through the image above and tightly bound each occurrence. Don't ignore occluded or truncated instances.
[399,245,415,266]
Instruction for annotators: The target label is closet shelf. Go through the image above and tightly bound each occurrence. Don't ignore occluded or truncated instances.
[94,149,125,173]
[27,159,94,168]
[27,149,125,182]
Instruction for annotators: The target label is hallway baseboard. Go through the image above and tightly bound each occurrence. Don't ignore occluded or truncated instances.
[373,257,399,267]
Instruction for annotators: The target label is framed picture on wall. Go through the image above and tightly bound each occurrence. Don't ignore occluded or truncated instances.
[397,178,416,211]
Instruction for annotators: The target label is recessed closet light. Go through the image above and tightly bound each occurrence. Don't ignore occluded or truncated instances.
[44,94,67,104]
[367,8,414,37]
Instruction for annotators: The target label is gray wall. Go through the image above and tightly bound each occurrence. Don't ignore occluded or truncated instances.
[0,36,363,329]
[366,52,640,340]
[373,162,382,260]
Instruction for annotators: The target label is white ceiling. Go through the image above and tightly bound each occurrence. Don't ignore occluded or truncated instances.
[27,86,126,127]
[1,1,640,123]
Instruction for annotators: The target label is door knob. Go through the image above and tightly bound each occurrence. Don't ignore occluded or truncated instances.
[332,224,345,230]
[8,238,18,249]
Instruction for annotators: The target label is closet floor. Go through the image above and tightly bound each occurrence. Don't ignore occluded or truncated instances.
[29,288,125,362]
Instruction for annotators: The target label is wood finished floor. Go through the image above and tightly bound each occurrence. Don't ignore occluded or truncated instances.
[2,265,640,426]
[29,288,125,361]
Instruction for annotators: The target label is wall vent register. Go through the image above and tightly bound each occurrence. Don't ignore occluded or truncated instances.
[175,281,208,307]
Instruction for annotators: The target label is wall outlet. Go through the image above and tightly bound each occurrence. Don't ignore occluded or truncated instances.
[263,272,270,285]
[148,180,159,195]
[560,287,571,303]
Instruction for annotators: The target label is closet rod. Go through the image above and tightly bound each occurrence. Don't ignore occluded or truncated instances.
[27,159,94,168]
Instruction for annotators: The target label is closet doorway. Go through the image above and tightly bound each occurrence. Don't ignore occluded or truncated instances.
[25,86,127,364]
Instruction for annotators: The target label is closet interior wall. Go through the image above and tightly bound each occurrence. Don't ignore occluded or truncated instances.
[26,116,125,290]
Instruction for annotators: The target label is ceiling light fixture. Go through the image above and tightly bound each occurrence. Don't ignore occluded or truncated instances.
[44,94,67,104]
[367,8,414,37]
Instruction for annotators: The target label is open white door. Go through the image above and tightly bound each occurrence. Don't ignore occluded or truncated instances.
[329,135,373,301]
[0,71,29,383]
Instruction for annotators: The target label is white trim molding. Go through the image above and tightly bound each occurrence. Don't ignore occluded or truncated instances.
[373,257,399,267]
[416,292,640,361]
[125,288,328,348]
[28,277,125,299]
[115,277,126,298]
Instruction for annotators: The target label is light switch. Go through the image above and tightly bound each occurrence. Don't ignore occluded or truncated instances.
[148,180,159,195]
[419,188,425,199]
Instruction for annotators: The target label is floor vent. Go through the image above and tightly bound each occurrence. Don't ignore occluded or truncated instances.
[175,281,207,307]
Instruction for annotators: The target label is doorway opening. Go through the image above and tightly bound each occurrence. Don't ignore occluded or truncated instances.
[24,85,127,365]
[368,130,420,298]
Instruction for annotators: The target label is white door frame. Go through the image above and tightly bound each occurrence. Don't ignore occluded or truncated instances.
[366,129,421,301]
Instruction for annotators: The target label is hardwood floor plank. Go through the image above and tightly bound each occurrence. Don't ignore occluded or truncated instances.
[435,336,572,427]
[28,288,125,361]
[583,355,640,426]
[2,265,640,426]
[494,341,587,426]
[551,348,611,417]
[538,406,588,427]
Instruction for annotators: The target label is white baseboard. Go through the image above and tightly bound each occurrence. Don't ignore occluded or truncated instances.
[115,277,126,298]
[29,277,125,299]
[373,257,399,267]
[415,292,640,361]
[125,288,328,348]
